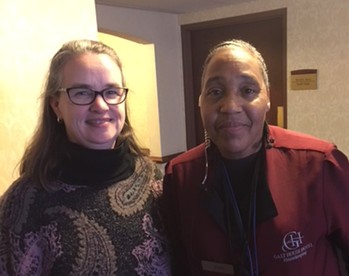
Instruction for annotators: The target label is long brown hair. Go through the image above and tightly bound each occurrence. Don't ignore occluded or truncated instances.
[19,39,147,190]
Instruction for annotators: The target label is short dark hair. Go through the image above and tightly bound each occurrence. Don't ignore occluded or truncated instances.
[201,39,270,92]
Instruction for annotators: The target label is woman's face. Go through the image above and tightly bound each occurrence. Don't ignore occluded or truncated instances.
[50,53,126,150]
[199,47,270,159]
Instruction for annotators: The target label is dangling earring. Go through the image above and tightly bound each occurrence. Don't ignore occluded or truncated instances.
[57,117,62,123]
[202,129,210,187]
[204,129,211,149]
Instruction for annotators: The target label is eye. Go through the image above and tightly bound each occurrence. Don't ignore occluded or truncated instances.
[207,87,224,97]
[241,86,260,99]
[243,87,256,95]
[71,89,93,97]
[104,88,121,98]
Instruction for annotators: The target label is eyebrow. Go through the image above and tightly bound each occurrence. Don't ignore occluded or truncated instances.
[69,83,91,89]
[204,74,259,86]
[69,83,121,89]
[240,74,259,85]
[204,76,224,87]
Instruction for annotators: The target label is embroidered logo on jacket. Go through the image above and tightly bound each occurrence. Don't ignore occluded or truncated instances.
[273,231,313,262]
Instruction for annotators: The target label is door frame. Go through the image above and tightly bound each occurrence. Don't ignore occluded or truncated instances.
[181,8,287,149]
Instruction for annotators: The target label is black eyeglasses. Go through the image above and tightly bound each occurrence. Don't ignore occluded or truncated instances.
[58,87,128,105]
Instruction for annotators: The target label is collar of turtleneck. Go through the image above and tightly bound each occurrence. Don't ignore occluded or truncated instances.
[56,141,136,186]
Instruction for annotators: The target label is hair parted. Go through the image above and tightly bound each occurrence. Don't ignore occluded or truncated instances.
[201,39,270,92]
[19,39,147,190]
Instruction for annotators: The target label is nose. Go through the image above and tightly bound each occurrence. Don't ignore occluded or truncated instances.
[220,93,243,113]
[90,94,109,112]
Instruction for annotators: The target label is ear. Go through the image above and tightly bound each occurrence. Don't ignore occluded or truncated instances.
[266,89,271,111]
[50,96,61,118]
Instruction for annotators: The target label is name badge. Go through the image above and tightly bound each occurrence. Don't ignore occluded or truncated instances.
[201,260,235,275]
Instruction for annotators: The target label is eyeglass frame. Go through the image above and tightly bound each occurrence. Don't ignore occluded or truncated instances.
[57,86,129,105]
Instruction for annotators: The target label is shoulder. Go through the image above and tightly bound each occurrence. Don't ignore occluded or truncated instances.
[268,125,336,153]
[1,178,36,204]
[165,144,205,174]
[0,178,39,228]
[136,156,163,179]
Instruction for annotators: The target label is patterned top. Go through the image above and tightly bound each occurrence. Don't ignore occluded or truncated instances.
[0,142,171,275]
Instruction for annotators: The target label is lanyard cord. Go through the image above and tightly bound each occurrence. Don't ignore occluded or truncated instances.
[250,148,262,276]
[221,148,262,276]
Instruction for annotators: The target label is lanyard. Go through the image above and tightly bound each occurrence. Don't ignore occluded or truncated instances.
[221,148,262,276]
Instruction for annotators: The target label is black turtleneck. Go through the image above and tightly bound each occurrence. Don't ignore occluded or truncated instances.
[55,142,136,186]
[222,151,259,229]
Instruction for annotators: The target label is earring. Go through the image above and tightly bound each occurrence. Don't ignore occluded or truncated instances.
[202,129,210,187]
[57,117,62,123]
[204,129,211,149]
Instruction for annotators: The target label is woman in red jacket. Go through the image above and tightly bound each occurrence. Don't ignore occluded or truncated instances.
[162,39,349,275]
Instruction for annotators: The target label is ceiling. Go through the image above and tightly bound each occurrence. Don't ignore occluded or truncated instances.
[95,0,242,14]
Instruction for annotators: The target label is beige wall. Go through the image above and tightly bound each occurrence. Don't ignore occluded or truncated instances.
[179,0,349,156]
[0,0,98,195]
[98,32,162,156]
[2,1,347,195]
[97,0,349,158]
[96,6,186,157]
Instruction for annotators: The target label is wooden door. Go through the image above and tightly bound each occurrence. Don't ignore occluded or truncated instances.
[181,8,287,149]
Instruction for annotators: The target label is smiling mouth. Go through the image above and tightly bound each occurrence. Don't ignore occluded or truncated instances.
[86,118,112,125]
[218,121,248,129]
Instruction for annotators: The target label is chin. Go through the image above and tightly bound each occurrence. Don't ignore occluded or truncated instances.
[218,142,250,159]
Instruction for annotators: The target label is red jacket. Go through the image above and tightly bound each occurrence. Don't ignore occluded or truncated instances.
[163,126,349,275]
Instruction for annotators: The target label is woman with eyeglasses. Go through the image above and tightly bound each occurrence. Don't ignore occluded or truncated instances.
[0,39,171,275]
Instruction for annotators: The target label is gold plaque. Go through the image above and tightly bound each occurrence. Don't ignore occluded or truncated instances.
[290,69,317,90]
